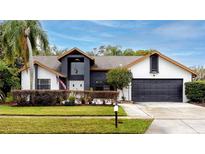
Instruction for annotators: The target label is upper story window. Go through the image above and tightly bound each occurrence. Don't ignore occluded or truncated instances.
[71,62,84,75]
[37,79,51,90]
[150,54,159,73]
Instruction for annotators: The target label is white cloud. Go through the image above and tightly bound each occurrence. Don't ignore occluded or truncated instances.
[153,21,205,39]
[89,20,119,28]
[99,32,114,38]
[89,20,149,29]
[49,31,97,42]
[171,51,203,56]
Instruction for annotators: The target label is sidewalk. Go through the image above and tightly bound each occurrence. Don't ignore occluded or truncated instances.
[0,115,149,119]
[120,104,152,119]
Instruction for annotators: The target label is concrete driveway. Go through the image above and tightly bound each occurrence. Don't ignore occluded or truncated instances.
[120,103,205,134]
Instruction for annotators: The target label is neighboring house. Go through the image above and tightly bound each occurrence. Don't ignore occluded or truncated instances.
[19,47,196,103]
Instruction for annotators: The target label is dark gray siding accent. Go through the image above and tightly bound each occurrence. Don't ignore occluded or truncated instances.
[84,57,90,90]
[61,57,68,77]
[69,75,84,80]
[59,54,91,90]
[34,64,38,89]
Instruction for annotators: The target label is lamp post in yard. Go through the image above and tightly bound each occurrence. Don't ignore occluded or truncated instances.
[114,102,119,128]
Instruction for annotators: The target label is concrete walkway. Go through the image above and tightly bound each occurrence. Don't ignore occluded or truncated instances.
[120,104,152,119]
[120,103,205,134]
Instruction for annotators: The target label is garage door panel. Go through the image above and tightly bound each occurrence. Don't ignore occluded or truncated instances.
[132,79,183,102]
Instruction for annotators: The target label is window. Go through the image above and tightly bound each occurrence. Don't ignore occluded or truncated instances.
[71,62,84,75]
[94,80,104,90]
[37,79,51,89]
[150,54,159,73]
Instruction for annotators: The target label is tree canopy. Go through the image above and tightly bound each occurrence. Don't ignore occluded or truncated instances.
[106,67,132,100]
[89,45,157,56]
[191,66,205,81]
[0,61,20,97]
[1,20,50,65]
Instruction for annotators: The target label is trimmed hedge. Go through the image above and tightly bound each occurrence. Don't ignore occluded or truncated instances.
[12,90,119,106]
[12,90,68,106]
[70,90,119,100]
[185,81,205,103]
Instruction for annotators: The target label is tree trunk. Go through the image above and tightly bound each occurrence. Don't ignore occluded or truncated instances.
[26,32,34,90]
[121,88,125,101]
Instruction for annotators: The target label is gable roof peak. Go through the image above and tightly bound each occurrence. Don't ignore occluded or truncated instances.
[126,51,197,76]
[57,47,95,61]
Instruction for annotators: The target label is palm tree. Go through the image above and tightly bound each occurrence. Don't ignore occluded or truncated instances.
[1,20,49,89]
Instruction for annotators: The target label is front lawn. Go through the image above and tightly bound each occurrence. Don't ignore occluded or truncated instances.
[0,118,152,134]
[0,105,126,116]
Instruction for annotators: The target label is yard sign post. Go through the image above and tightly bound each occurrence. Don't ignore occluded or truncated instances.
[114,102,119,128]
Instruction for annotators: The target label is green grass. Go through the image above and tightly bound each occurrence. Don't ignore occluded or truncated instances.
[0,105,126,116]
[0,118,152,134]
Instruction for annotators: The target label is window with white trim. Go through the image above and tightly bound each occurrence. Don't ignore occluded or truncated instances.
[37,79,51,89]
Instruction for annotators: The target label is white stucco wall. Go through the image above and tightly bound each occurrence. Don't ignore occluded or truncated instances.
[119,56,192,102]
[21,66,59,90]
[21,70,35,90]
[117,85,131,101]
[69,80,84,91]
[38,67,59,90]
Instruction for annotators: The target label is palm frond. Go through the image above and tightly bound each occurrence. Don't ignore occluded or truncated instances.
[1,20,49,65]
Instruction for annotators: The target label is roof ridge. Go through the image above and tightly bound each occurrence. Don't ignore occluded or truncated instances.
[33,55,58,57]
[93,55,142,57]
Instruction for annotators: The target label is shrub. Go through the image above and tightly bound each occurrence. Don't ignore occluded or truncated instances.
[185,81,205,103]
[121,96,126,101]
[65,94,75,106]
[85,96,93,104]
[68,90,119,100]
[12,90,68,106]
[80,96,86,104]
[0,61,20,97]
[12,90,119,106]
[5,93,14,103]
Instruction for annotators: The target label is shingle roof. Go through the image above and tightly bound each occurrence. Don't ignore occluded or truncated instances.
[33,56,61,71]
[91,56,142,70]
[33,55,142,71]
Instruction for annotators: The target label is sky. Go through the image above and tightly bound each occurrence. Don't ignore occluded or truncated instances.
[41,20,205,67]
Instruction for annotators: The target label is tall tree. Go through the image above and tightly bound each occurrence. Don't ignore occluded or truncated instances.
[0,61,19,102]
[134,49,155,56]
[88,45,106,56]
[105,45,122,56]
[191,66,205,81]
[48,45,68,56]
[1,20,49,89]
[92,45,158,56]
[123,48,135,56]
[0,23,3,58]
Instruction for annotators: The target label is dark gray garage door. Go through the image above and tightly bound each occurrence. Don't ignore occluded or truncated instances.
[132,79,183,102]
